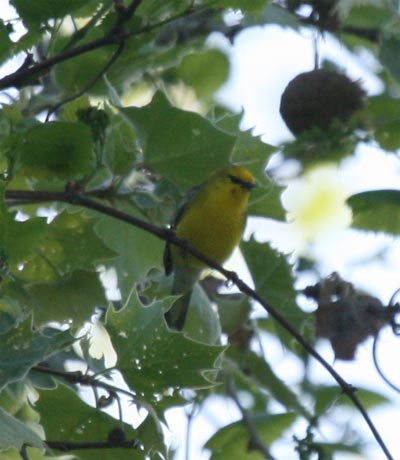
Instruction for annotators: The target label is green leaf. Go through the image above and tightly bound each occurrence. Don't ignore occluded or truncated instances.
[95,211,163,302]
[177,50,230,98]
[246,352,311,419]
[11,0,94,24]
[380,34,400,83]
[16,121,94,184]
[27,269,107,326]
[242,238,307,346]
[44,210,116,271]
[313,384,389,415]
[0,21,15,66]
[120,92,235,190]
[36,384,149,460]
[0,408,43,451]
[347,190,400,235]
[103,109,137,176]
[367,95,400,151]
[218,0,269,15]
[54,34,119,96]
[259,3,301,28]
[0,214,48,267]
[0,319,75,390]
[106,293,225,399]
[343,5,392,28]
[205,412,296,460]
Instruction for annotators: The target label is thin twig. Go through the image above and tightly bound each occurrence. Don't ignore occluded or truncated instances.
[6,188,394,460]
[32,365,135,401]
[45,40,126,120]
[226,379,275,459]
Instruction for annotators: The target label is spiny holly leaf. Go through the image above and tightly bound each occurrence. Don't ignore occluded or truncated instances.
[242,238,307,346]
[36,384,149,460]
[27,269,107,326]
[0,407,44,451]
[205,412,296,460]
[347,190,400,235]
[0,319,75,390]
[120,92,235,189]
[242,238,302,323]
[106,293,225,400]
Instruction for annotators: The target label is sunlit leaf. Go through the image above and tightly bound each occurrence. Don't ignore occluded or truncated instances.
[347,190,400,235]
[177,50,230,98]
[0,408,43,451]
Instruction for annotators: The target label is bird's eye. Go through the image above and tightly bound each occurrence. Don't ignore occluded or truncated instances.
[227,174,255,190]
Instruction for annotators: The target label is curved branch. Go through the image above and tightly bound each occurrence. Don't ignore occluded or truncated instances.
[5,188,394,460]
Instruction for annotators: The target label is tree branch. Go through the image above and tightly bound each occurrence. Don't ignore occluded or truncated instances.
[46,438,139,451]
[0,3,206,91]
[6,188,394,460]
[0,0,141,91]
[32,364,137,402]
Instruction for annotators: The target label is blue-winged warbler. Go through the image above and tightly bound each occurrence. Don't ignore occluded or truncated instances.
[164,165,256,330]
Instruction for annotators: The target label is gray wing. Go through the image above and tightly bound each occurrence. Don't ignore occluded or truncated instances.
[163,183,203,275]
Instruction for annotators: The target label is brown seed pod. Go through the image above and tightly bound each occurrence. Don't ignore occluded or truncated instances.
[280,69,366,135]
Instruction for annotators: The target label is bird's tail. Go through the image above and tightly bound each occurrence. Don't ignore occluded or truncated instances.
[164,290,193,330]
[165,266,200,330]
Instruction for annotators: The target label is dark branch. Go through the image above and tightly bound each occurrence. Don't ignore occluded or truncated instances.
[46,438,139,451]
[6,188,394,460]
[0,35,118,90]
[0,0,142,91]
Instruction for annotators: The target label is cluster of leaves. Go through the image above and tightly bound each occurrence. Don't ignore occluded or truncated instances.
[0,0,400,460]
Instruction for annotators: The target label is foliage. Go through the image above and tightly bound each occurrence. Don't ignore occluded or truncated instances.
[0,0,399,460]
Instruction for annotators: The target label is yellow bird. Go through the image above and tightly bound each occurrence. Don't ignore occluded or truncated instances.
[164,165,256,330]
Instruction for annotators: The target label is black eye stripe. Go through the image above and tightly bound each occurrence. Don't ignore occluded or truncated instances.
[227,174,255,189]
